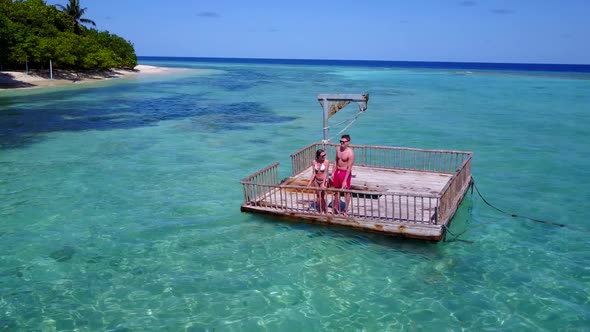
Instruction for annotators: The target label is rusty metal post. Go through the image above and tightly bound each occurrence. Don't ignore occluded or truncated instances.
[322,97,329,143]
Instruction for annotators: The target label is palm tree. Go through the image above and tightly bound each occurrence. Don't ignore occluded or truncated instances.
[56,0,96,33]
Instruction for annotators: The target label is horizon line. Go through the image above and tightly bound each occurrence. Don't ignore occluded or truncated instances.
[137,55,590,67]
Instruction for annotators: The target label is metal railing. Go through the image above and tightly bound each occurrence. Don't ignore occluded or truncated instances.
[291,142,471,175]
[241,162,280,203]
[437,154,473,224]
[242,143,473,225]
[240,181,440,224]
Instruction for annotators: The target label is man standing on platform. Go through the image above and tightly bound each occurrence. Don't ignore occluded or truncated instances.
[332,134,354,215]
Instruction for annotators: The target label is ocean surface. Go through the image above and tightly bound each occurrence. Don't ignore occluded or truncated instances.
[1,57,589,331]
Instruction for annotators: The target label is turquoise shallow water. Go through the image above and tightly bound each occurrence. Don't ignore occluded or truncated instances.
[1,60,589,331]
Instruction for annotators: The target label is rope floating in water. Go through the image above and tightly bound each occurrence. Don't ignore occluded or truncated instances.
[443,177,569,243]
[471,179,566,228]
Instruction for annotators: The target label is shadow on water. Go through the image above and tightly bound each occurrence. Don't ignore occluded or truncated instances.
[254,215,443,258]
[0,76,297,149]
[440,195,476,244]
[205,67,276,91]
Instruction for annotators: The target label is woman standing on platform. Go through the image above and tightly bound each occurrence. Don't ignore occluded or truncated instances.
[307,149,330,213]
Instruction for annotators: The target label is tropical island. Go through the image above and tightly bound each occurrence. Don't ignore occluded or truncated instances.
[0,0,155,89]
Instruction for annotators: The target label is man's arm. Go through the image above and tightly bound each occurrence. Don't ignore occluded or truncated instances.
[307,161,316,186]
[332,151,340,183]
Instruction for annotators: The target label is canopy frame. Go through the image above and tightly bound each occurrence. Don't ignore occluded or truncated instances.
[317,93,369,142]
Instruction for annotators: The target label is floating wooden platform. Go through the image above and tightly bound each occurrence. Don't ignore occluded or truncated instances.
[241,142,473,241]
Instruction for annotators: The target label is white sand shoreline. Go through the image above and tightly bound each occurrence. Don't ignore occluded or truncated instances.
[0,65,188,90]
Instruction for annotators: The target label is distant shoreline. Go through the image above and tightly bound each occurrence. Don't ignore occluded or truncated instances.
[0,65,187,90]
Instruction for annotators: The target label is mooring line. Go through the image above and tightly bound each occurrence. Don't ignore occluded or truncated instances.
[471,178,567,228]
[442,224,474,244]
[444,177,570,244]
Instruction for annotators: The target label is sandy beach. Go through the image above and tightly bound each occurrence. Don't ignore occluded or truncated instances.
[0,65,185,90]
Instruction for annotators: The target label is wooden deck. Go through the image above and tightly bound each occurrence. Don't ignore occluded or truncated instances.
[283,166,451,221]
[298,166,453,195]
[241,142,472,241]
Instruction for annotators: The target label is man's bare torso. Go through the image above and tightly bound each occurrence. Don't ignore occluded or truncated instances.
[336,147,353,170]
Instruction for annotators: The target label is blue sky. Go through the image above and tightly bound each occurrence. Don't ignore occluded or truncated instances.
[47,0,589,64]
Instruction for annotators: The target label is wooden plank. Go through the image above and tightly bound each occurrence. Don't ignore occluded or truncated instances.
[295,166,451,195]
[240,205,444,241]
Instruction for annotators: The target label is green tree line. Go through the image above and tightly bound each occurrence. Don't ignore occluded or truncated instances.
[0,0,137,71]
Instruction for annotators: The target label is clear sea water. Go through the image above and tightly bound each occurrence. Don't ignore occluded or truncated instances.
[1,58,589,331]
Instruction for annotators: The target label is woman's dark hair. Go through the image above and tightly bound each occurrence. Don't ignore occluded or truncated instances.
[316,149,325,159]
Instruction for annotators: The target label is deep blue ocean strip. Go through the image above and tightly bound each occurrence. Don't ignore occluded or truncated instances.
[139,56,590,73]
